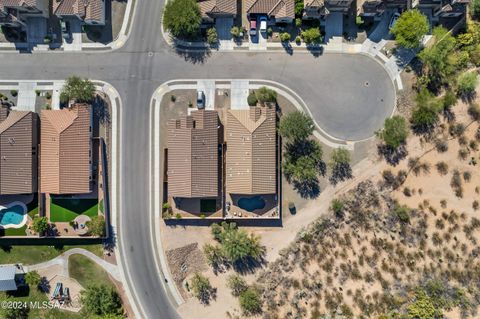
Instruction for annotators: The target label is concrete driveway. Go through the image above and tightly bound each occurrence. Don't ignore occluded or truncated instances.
[62,18,82,51]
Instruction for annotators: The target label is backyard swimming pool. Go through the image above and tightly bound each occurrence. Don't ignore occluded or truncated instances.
[0,204,27,228]
[237,196,266,212]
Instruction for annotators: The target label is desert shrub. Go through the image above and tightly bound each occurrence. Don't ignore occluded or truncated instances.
[239,287,262,315]
[190,273,214,304]
[463,171,471,182]
[329,148,352,185]
[435,139,448,153]
[458,148,469,160]
[456,72,478,99]
[450,170,463,198]
[473,200,479,210]
[203,244,224,268]
[226,274,248,296]
[230,26,241,38]
[468,103,480,121]
[436,161,449,175]
[330,199,344,218]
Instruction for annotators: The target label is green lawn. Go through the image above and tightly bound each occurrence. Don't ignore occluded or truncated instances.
[69,255,114,288]
[3,225,27,236]
[49,198,98,222]
[0,289,84,319]
[0,245,103,265]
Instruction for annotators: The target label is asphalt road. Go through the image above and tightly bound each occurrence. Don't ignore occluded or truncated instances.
[0,0,395,318]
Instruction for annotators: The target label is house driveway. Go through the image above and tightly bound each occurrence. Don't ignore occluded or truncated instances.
[62,18,82,51]
[216,17,234,50]
[324,12,343,42]
[26,17,47,46]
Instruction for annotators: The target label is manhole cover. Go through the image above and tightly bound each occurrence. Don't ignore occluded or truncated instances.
[148,51,154,57]
[364,81,370,87]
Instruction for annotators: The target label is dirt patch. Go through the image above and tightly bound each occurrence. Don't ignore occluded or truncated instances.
[166,243,208,299]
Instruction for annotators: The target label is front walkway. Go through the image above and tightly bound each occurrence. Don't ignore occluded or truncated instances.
[25,248,120,281]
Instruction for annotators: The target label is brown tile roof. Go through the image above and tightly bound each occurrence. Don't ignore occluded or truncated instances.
[226,106,276,195]
[40,104,91,195]
[1,0,38,8]
[53,0,103,23]
[167,110,219,198]
[198,0,237,18]
[0,111,38,195]
[246,0,294,19]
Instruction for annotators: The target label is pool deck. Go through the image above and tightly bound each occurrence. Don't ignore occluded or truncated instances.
[226,194,279,219]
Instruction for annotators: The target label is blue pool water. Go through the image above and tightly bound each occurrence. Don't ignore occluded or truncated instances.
[237,196,266,212]
[0,205,26,226]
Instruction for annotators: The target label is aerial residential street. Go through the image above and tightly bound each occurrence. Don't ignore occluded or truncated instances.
[0,0,395,318]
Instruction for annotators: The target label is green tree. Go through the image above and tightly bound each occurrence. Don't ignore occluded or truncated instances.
[86,215,106,237]
[207,27,218,44]
[328,148,352,185]
[163,0,201,39]
[456,72,478,98]
[301,28,322,44]
[203,243,224,268]
[376,115,409,148]
[280,32,291,42]
[294,0,304,17]
[418,27,457,89]
[31,216,48,234]
[60,76,96,104]
[247,92,258,106]
[80,284,122,316]
[410,88,441,132]
[239,287,262,315]
[283,139,325,182]
[391,10,429,49]
[278,111,314,142]
[471,0,480,19]
[226,274,248,296]
[221,228,264,263]
[330,198,344,217]
[255,87,277,104]
[25,270,41,289]
[190,273,214,304]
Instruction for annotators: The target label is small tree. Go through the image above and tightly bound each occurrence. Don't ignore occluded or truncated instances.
[329,148,352,185]
[80,284,122,316]
[255,87,277,104]
[280,32,291,42]
[301,28,322,44]
[60,76,96,104]
[278,111,314,142]
[203,243,224,268]
[391,10,429,49]
[207,27,218,45]
[190,273,214,304]
[31,216,48,234]
[86,215,106,237]
[239,287,262,315]
[456,72,478,99]
[471,0,480,19]
[163,0,202,39]
[226,274,248,296]
[247,92,258,106]
[330,199,344,218]
[376,115,409,149]
[230,26,241,38]
[25,271,41,289]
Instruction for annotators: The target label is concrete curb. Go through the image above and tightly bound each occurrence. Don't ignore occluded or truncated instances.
[149,84,186,307]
